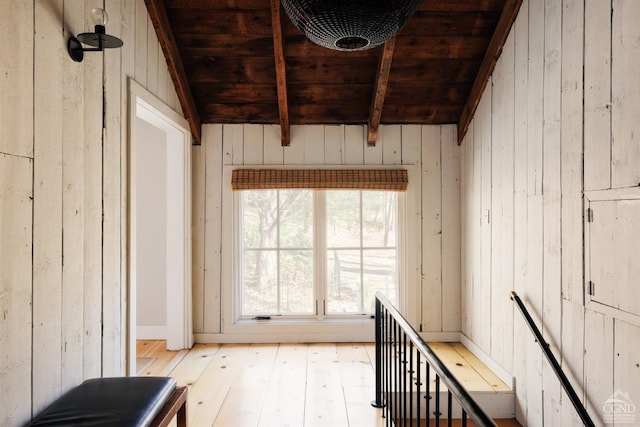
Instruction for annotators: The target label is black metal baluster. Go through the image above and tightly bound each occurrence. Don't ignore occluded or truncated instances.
[384,307,389,421]
[402,332,407,426]
[372,298,384,408]
[381,309,386,425]
[447,390,453,427]
[388,317,392,425]
[396,320,401,426]
[394,318,399,426]
[385,315,393,427]
[373,293,498,427]
[425,362,430,426]
[434,374,440,425]
[409,342,413,427]
[416,352,421,427]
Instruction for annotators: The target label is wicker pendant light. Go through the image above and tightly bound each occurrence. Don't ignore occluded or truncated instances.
[281,0,421,52]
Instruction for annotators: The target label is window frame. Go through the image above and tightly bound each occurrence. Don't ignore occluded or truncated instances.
[237,188,318,319]
[237,189,400,320]
[220,165,419,343]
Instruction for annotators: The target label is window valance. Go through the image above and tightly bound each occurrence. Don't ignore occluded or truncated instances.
[231,169,408,191]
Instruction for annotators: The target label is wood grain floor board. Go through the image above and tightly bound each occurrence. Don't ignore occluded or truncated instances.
[304,343,350,427]
[257,343,308,427]
[137,341,516,426]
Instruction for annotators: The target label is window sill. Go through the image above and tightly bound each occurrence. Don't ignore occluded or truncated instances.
[195,318,376,343]
[236,316,374,324]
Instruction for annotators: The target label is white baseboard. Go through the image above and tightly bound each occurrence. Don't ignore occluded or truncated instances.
[419,331,461,342]
[194,330,375,343]
[194,330,461,344]
[195,331,461,344]
[137,325,167,340]
[392,390,515,419]
[460,333,515,389]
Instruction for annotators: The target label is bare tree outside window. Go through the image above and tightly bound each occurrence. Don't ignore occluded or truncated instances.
[240,189,398,318]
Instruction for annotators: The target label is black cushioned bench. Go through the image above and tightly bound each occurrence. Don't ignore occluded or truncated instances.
[26,377,187,427]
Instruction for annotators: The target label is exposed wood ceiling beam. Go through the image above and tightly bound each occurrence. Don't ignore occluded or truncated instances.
[144,0,202,145]
[456,0,523,145]
[368,38,396,146]
[270,0,290,146]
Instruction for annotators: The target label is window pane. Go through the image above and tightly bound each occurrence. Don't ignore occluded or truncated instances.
[242,250,277,314]
[363,249,397,313]
[326,191,360,248]
[242,190,277,248]
[239,188,400,320]
[279,250,314,314]
[362,192,397,247]
[279,190,313,248]
[326,249,362,313]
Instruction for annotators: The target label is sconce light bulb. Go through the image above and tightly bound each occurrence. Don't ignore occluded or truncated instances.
[90,8,109,26]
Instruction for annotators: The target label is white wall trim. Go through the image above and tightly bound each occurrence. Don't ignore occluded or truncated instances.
[461,333,515,389]
[195,331,462,344]
[419,331,461,342]
[136,325,168,340]
[127,78,193,375]
[194,329,374,344]
[220,163,420,342]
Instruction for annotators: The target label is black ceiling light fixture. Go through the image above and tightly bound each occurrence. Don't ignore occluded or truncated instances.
[68,8,123,62]
[280,0,421,52]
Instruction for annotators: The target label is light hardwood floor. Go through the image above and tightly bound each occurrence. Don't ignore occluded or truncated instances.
[137,341,517,427]
[137,341,384,427]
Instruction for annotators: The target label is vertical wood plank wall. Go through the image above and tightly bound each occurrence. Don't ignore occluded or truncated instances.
[9,0,640,425]
[0,0,183,424]
[191,124,461,338]
[460,0,640,425]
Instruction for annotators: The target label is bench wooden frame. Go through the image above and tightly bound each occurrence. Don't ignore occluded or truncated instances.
[151,386,188,427]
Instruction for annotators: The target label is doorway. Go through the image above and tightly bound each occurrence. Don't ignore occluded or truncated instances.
[127,79,193,375]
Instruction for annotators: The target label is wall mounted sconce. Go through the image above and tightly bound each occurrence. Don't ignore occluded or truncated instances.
[67,8,123,62]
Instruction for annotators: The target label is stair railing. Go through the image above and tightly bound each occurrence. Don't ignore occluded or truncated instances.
[510,291,595,427]
[372,293,498,427]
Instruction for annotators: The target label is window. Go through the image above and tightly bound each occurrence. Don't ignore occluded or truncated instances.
[238,189,400,319]
[241,189,315,316]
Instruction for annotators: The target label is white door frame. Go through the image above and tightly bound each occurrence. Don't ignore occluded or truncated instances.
[127,79,193,375]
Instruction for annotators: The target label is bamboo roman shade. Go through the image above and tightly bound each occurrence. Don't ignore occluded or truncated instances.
[231,169,408,191]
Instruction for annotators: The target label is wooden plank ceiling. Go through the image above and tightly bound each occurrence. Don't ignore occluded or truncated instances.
[148,0,521,145]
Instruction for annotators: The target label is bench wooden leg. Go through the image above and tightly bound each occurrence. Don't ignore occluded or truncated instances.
[151,386,188,427]
[177,398,187,427]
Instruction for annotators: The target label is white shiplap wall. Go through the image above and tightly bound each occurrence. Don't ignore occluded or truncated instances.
[0,0,183,424]
[461,0,640,425]
[192,124,461,339]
